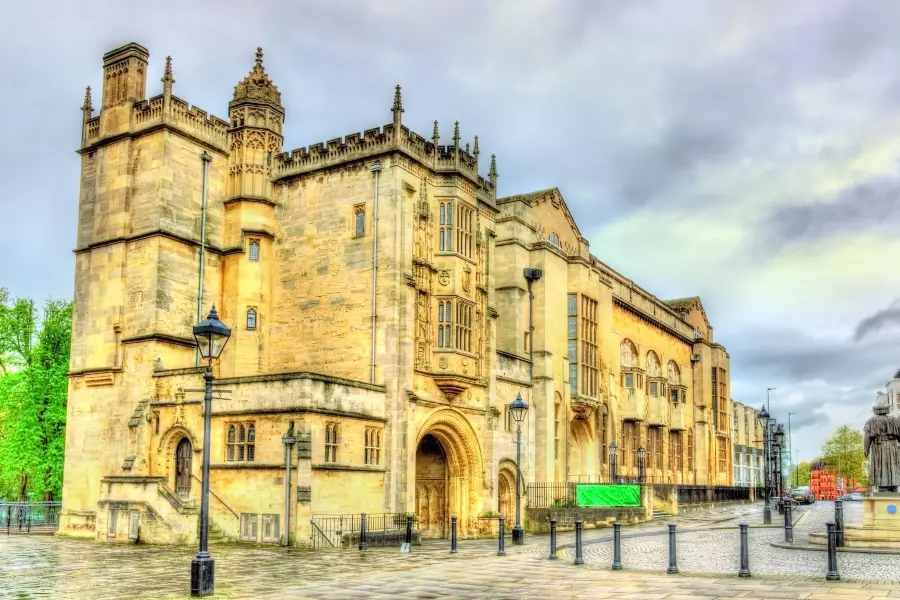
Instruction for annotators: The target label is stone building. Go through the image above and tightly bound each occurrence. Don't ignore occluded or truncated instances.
[59,43,735,545]
[731,402,764,488]
[875,368,900,418]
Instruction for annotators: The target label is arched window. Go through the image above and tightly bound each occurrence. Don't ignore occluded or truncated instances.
[227,425,236,461]
[238,425,246,461]
[247,424,255,462]
[247,308,257,330]
[249,240,260,261]
[354,204,366,238]
[325,423,339,463]
[548,232,561,248]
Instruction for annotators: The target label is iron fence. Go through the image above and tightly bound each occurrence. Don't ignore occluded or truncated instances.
[1,502,62,534]
[673,485,752,505]
[527,483,576,508]
[310,512,416,549]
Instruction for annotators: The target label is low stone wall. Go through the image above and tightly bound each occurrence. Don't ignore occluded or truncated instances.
[525,506,647,534]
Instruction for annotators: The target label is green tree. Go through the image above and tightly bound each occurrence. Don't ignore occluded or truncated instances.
[789,461,811,487]
[822,426,867,489]
[0,292,71,501]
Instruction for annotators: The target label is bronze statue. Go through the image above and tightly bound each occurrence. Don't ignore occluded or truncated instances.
[864,396,900,492]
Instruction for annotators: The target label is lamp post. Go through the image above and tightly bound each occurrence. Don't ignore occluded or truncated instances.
[788,412,795,492]
[609,441,618,482]
[282,424,297,547]
[190,305,231,597]
[774,424,786,501]
[795,450,800,489]
[510,393,528,545]
[757,405,771,524]
[637,447,647,484]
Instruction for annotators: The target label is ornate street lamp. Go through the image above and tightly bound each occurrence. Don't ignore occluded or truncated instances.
[510,393,528,545]
[774,424,786,502]
[637,447,647,483]
[757,405,771,524]
[190,305,231,597]
[609,441,618,482]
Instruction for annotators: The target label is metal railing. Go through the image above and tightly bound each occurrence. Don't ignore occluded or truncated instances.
[310,513,416,549]
[1,502,62,534]
[673,485,752,505]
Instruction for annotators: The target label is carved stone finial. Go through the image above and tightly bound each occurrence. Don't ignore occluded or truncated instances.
[392,84,404,115]
[255,47,264,68]
[433,120,439,140]
[82,86,93,113]
[473,135,480,156]
[232,46,281,106]
[162,56,174,85]
[489,154,498,178]
[465,143,470,154]
[453,121,460,144]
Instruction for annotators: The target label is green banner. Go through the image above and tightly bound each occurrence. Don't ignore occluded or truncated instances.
[575,484,641,507]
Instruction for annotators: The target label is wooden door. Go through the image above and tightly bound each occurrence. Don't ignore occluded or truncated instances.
[175,438,192,497]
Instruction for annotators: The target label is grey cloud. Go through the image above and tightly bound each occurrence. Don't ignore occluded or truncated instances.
[756,167,900,253]
[855,299,900,342]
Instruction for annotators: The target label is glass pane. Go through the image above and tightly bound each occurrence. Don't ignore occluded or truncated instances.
[569,364,577,394]
[625,373,633,388]
[248,445,255,462]
[248,425,255,442]
[567,294,577,316]
[439,204,445,225]
[227,426,235,443]
[239,425,245,442]
[567,340,576,363]
[567,317,576,339]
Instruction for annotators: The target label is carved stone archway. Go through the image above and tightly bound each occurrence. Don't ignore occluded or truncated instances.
[414,409,485,538]
[497,459,517,526]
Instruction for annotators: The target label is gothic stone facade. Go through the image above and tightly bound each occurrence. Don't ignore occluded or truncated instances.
[60,43,734,545]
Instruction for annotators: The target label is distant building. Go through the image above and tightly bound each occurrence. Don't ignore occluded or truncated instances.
[732,401,764,488]
[875,368,900,418]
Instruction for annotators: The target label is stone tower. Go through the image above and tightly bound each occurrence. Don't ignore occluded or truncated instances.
[219,48,284,376]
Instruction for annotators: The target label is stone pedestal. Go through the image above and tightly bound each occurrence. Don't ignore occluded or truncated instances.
[810,494,900,549]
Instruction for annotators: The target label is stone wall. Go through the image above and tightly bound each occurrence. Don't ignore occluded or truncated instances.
[525,506,647,533]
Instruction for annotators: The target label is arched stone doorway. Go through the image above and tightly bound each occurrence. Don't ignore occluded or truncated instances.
[414,409,485,539]
[569,418,595,481]
[497,460,517,526]
[175,438,192,497]
[415,435,447,539]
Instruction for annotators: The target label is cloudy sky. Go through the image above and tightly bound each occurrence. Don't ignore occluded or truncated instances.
[3,0,900,462]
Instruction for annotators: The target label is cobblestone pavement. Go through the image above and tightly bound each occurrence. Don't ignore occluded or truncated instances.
[1,502,897,600]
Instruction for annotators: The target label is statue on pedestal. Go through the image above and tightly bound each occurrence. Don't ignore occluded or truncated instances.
[863,396,900,492]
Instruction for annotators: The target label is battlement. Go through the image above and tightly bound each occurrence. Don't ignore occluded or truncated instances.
[275,122,490,198]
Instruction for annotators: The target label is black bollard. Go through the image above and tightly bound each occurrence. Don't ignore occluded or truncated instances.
[450,515,458,554]
[777,498,784,515]
[548,519,558,560]
[612,521,623,571]
[738,522,751,578]
[358,512,368,551]
[574,519,584,565]
[826,522,840,581]
[667,522,679,575]
[834,499,844,548]
[497,516,506,556]
[784,502,793,544]
[405,514,413,552]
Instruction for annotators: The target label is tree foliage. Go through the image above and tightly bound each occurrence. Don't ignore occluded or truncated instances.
[0,288,71,501]
[789,461,811,487]
[822,425,867,488]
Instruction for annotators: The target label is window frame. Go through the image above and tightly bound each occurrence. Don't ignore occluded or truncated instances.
[364,427,382,466]
[456,201,474,258]
[353,203,366,238]
[226,421,256,463]
[247,308,257,330]
[439,200,454,251]
[325,422,339,464]
[248,239,261,261]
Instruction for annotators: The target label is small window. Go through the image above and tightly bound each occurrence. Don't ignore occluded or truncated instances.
[365,427,382,465]
[549,232,561,248]
[247,308,257,330]
[266,151,272,166]
[240,513,258,542]
[227,421,255,463]
[249,240,260,261]
[670,388,679,403]
[624,373,634,389]
[354,204,366,238]
[108,509,118,537]
[649,382,658,397]
[325,423,339,463]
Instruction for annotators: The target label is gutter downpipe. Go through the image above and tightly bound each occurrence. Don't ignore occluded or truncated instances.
[196,151,212,366]
[369,161,383,384]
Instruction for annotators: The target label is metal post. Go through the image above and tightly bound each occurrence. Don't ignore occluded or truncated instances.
[359,513,368,551]
[826,522,840,581]
[763,425,771,525]
[513,421,524,545]
[497,516,506,556]
[784,501,793,544]
[450,516,458,554]
[574,519,584,565]
[835,499,844,548]
[405,515,413,546]
[190,365,215,597]
[738,522,750,577]
[548,519,558,560]
[612,521,623,570]
[667,522,679,574]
